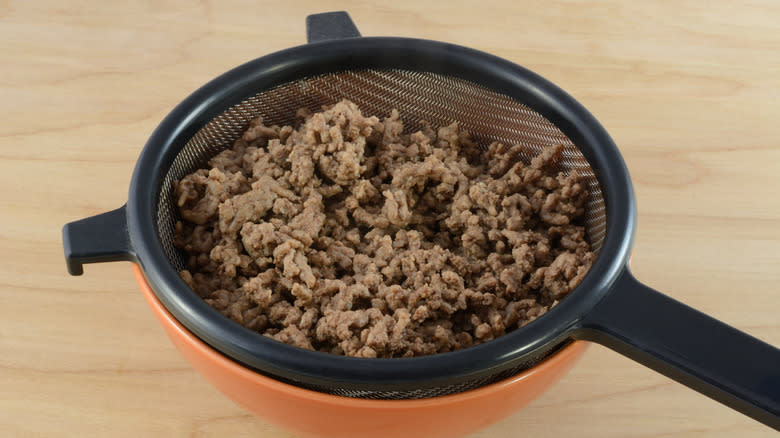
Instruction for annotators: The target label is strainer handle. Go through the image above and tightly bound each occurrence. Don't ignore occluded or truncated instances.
[576,269,780,429]
[306,11,361,43]
[62,205,136,276]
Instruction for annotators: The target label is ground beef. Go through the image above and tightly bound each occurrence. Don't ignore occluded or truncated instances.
[173,100,594,358]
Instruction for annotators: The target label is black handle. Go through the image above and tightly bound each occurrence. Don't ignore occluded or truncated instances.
[306,11,361,43]
[62,205,136,275]
[575,269,780,429]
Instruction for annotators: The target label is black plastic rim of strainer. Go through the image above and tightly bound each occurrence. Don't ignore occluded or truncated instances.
[126,33,634,388]
[62,12,779,429]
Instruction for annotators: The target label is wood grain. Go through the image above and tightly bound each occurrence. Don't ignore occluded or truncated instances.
[1,1,778,436]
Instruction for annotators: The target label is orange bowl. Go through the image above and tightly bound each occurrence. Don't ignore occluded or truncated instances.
[134,264,586,438]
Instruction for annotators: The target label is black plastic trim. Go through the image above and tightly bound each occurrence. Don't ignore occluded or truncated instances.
[306,11,361,43]
[63,205,136,275]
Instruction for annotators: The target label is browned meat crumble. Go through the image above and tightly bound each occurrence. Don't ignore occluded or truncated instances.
[173,100,593,358]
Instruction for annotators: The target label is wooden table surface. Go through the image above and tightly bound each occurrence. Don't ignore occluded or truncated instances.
[2,1,778,436]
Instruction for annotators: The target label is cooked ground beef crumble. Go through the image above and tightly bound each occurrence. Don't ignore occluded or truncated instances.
[173,100,594,358]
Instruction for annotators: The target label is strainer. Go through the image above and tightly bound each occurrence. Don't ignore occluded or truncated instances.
[63,12,779,430]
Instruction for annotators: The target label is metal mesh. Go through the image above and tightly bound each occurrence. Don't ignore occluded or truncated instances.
[155,69,606,398]
[296,341,566,399]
